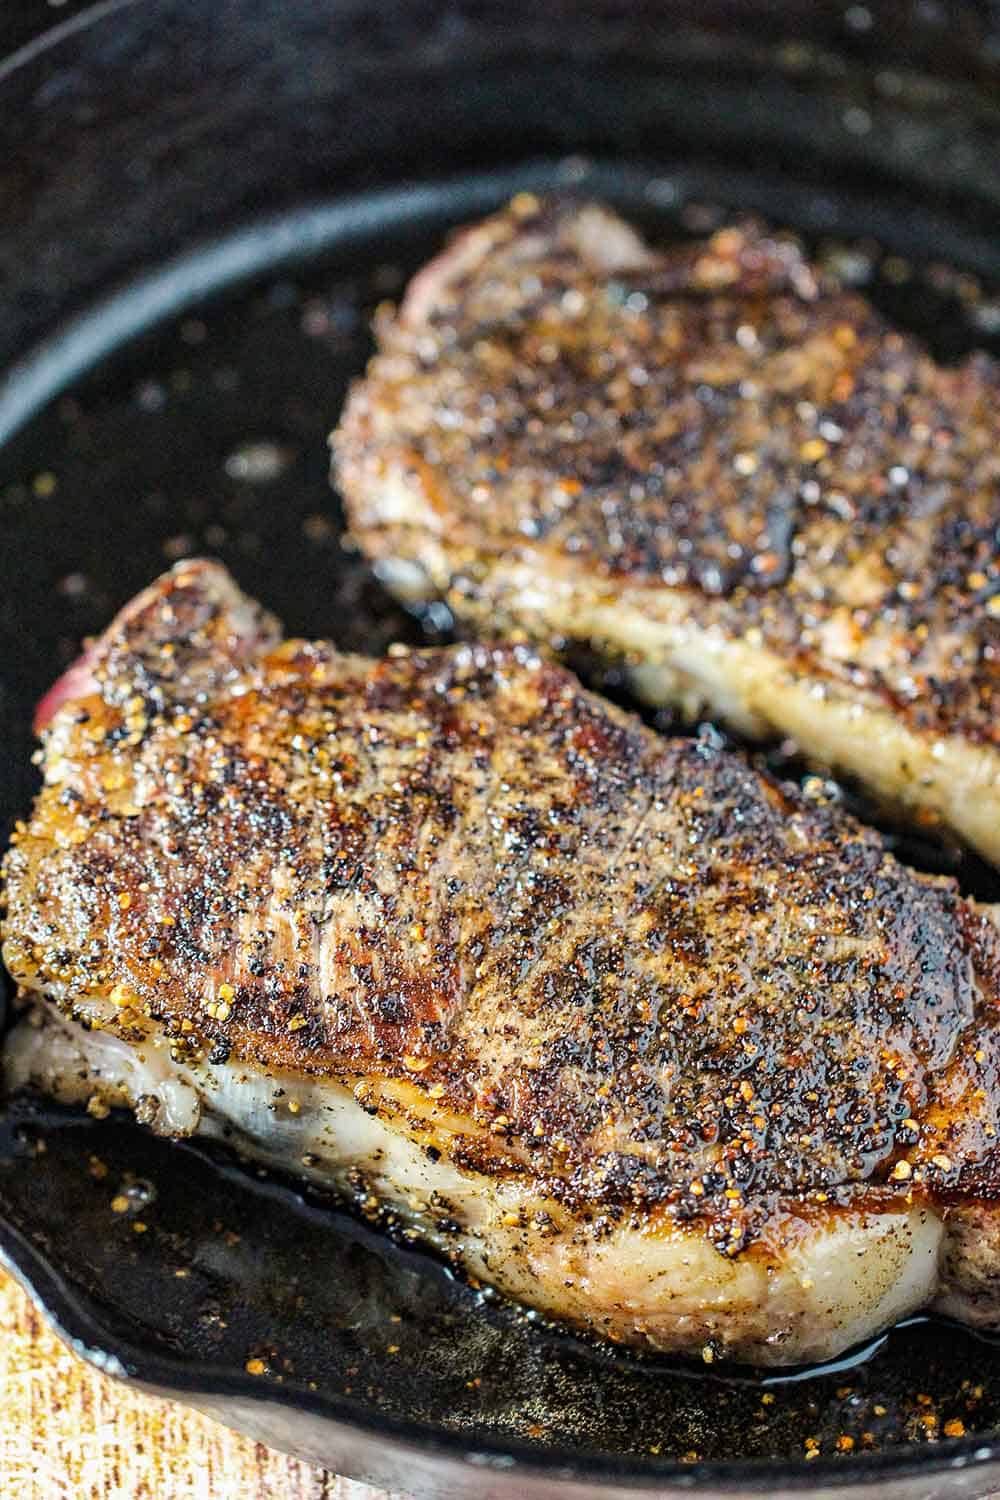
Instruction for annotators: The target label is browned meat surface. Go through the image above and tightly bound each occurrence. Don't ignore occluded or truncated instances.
[334,196,1000,865]
[6,561,1000,1363]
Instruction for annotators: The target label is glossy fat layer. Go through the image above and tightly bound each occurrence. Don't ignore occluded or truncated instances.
[6,561,1000,1361]
[1,1006,958,1365]
[333,197,1000,861]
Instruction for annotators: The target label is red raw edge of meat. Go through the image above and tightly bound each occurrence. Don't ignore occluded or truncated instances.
[33,646,99,735]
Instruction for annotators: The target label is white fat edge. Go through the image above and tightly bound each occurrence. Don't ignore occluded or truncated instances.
[5,1007,202,1134]
[2,1006,522,1246]
[0,1006,960,1364]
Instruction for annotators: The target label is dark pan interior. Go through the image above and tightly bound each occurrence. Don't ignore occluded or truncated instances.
[5,2,1000,1491]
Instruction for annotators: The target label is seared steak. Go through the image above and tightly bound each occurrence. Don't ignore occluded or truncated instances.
[334,196,1000,865]
[6,560,1000,1364]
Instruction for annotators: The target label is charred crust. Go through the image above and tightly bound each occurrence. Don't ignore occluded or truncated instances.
[335,198,1000,746]
[6,563,1000,1247]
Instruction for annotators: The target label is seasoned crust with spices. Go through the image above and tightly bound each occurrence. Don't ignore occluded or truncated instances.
[334,196,1000,865]
[5,560,1000,1363]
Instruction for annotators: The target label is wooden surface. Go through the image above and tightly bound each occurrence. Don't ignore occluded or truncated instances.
[0,1268,402,1500]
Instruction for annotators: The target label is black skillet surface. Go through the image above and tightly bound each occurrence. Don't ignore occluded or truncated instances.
[6,4,1000,1496]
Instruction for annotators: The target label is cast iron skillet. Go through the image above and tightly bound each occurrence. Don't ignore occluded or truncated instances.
[5,3,1000,1496]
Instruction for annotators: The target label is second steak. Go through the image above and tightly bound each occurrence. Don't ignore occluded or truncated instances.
[334,195,1000,866]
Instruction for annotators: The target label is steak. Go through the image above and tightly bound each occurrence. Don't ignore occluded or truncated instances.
[334,196,1000,866]
[6,560,1000,1365]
